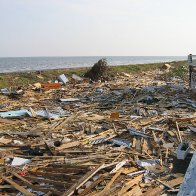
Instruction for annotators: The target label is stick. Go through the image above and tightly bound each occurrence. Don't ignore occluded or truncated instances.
[2,176,35,196]
[176,121,182,143]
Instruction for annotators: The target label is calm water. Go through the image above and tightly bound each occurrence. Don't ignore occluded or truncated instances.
[0,56,186,73]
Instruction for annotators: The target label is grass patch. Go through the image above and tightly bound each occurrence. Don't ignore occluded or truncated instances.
[162,61,188,81]
[0,61,187,88]
[169,66,188,78]
[0,68,88,88]
[112,62,164,73]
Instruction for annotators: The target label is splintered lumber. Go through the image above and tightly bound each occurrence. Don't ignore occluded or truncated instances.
[52,112,81,130]
[121,167,138,174]
[125,185,142,196]
[26,185,63,195]
[44,191,53,196]
[56,141,80,150]
[1,62,196,196]
[142,186,164,196]
[155,178,174,190]
[25,176,67,187]
[64,162,118,196]
[2,176,35,196]
[0,118,22,124]
[0,185,12,189]
[97,169,122,196]
[79,173,108,196]
[0,137,12,144]
[176,121,182,143]
[63,164,105,196]
[118,174,143,196]
[11,171,33,185]
[166,176,184,188]
[174,117,196,122]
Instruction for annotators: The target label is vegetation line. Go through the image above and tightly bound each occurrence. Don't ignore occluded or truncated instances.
[0,61,187,88]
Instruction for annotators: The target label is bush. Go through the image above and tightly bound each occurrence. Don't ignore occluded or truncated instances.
[84,59,110,81]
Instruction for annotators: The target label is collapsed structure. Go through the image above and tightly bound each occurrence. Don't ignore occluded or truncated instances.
[0,58,195,195]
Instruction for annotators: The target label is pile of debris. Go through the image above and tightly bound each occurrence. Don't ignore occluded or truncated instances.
[0,63,195,195]
[84,59,111,81]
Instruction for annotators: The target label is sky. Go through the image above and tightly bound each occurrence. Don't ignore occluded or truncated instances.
[0,0,196,57]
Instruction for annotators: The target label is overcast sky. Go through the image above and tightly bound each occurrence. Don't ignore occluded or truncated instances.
[0,0,196,57]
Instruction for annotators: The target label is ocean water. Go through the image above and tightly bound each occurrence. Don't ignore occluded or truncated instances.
[0,56,186,73]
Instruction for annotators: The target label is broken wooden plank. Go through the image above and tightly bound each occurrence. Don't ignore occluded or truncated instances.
[118,174,143,196]
[142,186,164,196]
[124,185,142,196]
[2,176,35,196]
[64,163,117,196]
[166,176,183,188]
[63,164,105,196]
[97,169,122,196]
[79,173,108,196]
[176,121,182,143]
[11,171,33,185]
[56,141,80,150]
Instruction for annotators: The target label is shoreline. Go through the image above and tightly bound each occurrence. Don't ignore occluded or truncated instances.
[0,60,185,74]
[0,59,192,195]
[0,56,186,74]
[0,60,187,88]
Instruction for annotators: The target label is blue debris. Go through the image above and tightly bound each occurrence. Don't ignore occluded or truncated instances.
[0,109,31,118]
[128,128,153,139]
[109,138,132,148]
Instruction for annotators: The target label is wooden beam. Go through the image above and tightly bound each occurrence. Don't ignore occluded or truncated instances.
[2,176,35,196]
[63,164,104,196]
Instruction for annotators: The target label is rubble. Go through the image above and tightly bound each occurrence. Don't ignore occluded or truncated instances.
[58,74,69,84]
[0,65,195,195]
[161,63,171,72]
[84,59,111,81]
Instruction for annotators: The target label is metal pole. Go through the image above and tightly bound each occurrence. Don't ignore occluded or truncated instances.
[188,54,192,88]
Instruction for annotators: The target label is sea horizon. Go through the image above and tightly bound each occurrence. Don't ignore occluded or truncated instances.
[0,56,186,73]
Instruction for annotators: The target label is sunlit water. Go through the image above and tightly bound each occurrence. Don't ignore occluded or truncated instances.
[0,56,186,73]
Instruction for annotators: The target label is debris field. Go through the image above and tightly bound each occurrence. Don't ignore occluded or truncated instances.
[0,64,196,196]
